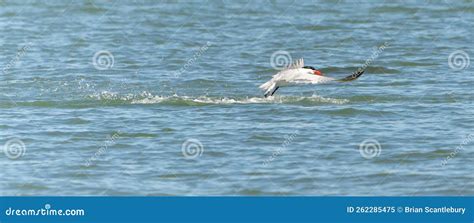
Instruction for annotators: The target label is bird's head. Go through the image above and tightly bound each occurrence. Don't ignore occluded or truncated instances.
[303,66,323,76]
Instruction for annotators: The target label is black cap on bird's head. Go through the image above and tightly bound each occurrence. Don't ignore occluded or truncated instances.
[303,66,323,76]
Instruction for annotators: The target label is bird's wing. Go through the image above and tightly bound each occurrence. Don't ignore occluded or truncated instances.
[290,68,366,84]
[269,59,304,80]
[285,58,304,70]
[288,73,336,84]
[337,69,365,82]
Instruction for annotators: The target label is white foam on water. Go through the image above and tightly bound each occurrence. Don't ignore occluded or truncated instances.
[88,91,349,105]
[131,94,349,105]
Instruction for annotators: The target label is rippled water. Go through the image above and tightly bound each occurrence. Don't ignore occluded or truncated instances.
[1,1,473,195]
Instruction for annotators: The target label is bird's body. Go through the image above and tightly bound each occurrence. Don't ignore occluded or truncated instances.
[259,58,365,97]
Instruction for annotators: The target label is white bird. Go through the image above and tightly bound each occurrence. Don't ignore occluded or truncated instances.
[259,58,365,97]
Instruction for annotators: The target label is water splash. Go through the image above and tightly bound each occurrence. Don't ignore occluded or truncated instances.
[88,91,349,106]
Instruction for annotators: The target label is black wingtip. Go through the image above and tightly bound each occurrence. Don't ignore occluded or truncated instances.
[338,69,365,82]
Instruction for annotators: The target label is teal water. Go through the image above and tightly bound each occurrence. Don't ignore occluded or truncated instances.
[1,1,473,195]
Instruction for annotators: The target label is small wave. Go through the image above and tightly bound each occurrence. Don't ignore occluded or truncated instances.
[89,91,349,106]
[4,92,349,108]
[131,95,349,105]
[321,108,395,116]
[370,6,418,14]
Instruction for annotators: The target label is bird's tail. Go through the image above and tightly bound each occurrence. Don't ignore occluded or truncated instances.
[259,81,278,98]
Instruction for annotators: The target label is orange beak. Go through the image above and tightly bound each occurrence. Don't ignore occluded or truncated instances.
[313,70,323,76]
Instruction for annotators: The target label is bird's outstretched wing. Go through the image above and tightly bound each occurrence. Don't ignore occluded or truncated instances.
[337,69,365,82]
[290,75,336,84]
[286,68,366,85]
[285,58,304,70]
[259,62,366,97]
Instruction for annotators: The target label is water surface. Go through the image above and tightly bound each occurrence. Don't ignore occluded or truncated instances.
[0,1,473,195]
